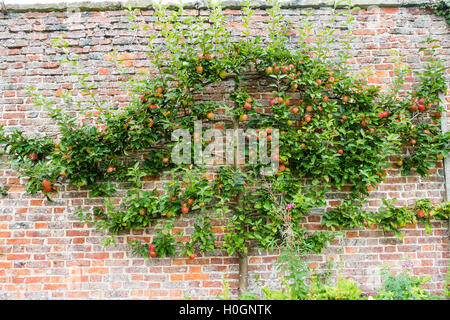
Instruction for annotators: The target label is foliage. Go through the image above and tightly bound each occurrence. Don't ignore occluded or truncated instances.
[376,264,443,300]
[423,0,450,24]
[0,0,448,267]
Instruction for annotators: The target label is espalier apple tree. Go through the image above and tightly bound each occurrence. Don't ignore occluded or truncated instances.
[0,1,449,295]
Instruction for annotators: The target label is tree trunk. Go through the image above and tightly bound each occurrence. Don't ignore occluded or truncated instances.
[238,252,249,295]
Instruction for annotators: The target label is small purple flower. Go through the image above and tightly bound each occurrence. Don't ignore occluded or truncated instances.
[402,261,414,269]
[286,202,296,211]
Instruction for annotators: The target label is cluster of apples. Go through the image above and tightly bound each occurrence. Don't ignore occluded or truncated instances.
[239,96,255,121]
[29,153,38,161]
[42,179,57,194]
[265,62,298,77]
[195,53,214,75]
[140,86,164,104]
[149,243,157,258]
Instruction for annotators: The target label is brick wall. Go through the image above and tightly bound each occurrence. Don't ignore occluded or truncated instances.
[0,4,449,299]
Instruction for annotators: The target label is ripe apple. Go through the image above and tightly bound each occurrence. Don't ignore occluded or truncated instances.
[417,209,425,218]
[189,253,195,260]
[291,107,299,114]
[244,102,252,110]
[411,139,416,145]
[150,244,155,251]
[410,105,418,111]
[196,65,203,74]
[316,79,322,85]
[163,157,169,163]
[269,99,276,106]
[266,66,273,74]
[323,96,329,102]
[240,114,248,121]
[418,98,425,104]
[182,206,189,214]
[281,66,289,73]
[207,112,215,120]
[188,198,194,205]
[337,149,343,154]
[301,143,306,149]
[306,105,313,112]
[148,118,154,127]
[140,208,147,215]
[150,251,157,258]
[328,76,335,83]
[304,114,311,122]
[107,167,115,173]
[29,153,38,161]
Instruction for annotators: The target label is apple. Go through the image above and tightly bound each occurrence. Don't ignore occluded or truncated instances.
[163,157,169,163]
[411,139,416,145]
[219,71,227,79]
[148,118,154,127]
[328,76,335,83]
[323,96,329,102]
[240,114,248,121]
[29,153,38,161]
[266,66,273,74]
[396,160,403,166]
[417,209,425,218]
[289,64,295,70]
[189,253,195,260]
[196,65,203,74]
[437,153,444,160]
[188,198,194,205]
[287,120,293,126]
[304,114,311,122]
[273,67,280,74]
[410,105,418,111]
[291,107,299,114]
[418,104,425,111]
[281,66,289,73]
[150,244,155,251]
[301,143,306,149]
[291,83,298,90]
[150,251,157,258]
[316,79,322,85]
[279,165,285,172]
[434,112,441,118]
[207,112,215,120]
[107,167,115,173]
[342,96,349,103]
[149,104,157,110]
[418,98,425,104]
[246,97,252,103]
[182,206,189,214]
[266,128,272,134]
[337,149,343,154]
[140,208,147,215]
[244,102,252,110]
[306,105,313,112]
